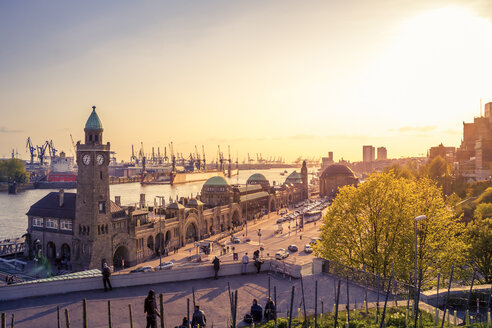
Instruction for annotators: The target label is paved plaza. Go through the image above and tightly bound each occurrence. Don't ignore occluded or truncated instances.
[0,272,385,328]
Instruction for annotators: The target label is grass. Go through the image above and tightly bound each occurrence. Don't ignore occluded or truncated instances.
[255,306,490,328]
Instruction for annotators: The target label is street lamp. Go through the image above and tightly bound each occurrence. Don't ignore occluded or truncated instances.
[414,215,426,319]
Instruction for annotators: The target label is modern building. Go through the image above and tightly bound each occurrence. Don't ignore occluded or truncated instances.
[321,152,334,172]
[319,164,359,198]
[456,102,492,179]
[377,147,387,161]
[363,146,375,162]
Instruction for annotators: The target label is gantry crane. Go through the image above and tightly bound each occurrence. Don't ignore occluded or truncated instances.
[26,137,36,164]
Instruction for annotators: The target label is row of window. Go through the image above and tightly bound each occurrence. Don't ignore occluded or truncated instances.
[98,224,109,235]
[32,217,72,231]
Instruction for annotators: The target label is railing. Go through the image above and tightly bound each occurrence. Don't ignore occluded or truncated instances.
[319,259,413,300]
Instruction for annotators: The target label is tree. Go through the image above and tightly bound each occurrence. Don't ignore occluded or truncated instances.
[0,159,29,183]
[314,171,467,284]
[466,218,492,283]
[473,203,492,220]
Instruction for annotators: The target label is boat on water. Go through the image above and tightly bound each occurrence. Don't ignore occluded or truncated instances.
[35,152,77,189]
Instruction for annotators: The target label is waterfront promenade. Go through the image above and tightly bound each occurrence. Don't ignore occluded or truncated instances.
[0,272,383,328]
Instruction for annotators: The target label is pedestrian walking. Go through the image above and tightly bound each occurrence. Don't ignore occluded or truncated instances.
[191,305,207,327]
[102,263,112,292]
[144,289,161,328]
[241,252,249,275]
[212,256,220,280]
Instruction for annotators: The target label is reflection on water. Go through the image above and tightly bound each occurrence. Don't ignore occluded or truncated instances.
[0,168,299,239]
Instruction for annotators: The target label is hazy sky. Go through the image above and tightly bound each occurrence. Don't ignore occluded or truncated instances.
[1,0,492,163]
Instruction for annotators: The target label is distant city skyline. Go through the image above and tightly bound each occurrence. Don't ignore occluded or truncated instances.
[1,0,492,162]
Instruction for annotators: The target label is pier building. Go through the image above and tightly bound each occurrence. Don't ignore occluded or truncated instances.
[25,107,309,271]
[319,164,358,198]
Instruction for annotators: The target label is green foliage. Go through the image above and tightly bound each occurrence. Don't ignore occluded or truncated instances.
[257,308,439,328]
[473,187,492,204]
[466,217,492,283]
[0,159,29,183]
[473,203,492,220]
[315,171,467,284]
[383,164,414,180]
[467,181,491,198]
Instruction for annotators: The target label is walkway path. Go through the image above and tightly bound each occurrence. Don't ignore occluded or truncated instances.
[0,272,384,328]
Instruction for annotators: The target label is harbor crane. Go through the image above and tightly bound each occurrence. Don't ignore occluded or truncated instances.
[47,140,57,158]
[169,142,176,171]
[70,134,77,156]
[130,144,137,163]
[202,145,206,170]
[37,142,49,165]
[26,137,36,164]
[163,146,168,163]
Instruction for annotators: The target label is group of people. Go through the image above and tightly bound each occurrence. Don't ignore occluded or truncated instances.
[145,289,207,328]
[245,297,276,324]
[4,274,16,284]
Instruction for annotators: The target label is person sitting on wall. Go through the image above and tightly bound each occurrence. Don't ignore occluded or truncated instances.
[102,263,112,292]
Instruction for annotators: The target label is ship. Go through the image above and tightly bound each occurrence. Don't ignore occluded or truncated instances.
[35,152,77,189]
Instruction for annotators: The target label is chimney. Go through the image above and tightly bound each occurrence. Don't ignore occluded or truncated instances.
[59,189,65,207]
[115,196,121,206]
[139,193,146,208]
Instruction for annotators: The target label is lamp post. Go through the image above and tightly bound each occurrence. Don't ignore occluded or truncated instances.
[414,215,427,319]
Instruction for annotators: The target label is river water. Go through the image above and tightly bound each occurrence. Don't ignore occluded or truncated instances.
[0,168,296,240]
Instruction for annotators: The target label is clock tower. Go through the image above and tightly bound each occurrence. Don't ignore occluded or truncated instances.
[73,106,113,270]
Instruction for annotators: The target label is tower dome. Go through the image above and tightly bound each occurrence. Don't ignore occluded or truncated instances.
[85,106,103,131]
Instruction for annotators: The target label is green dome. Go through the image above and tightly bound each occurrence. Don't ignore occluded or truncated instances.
[247,173,267,182]
[285,171,303,184]
[84,107,103,131]
[203,176,229,187]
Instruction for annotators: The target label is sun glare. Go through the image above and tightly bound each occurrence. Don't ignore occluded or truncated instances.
[357,6,492,129]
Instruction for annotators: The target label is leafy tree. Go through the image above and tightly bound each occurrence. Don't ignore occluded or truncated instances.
[466,218,492,283]
[383,163,414,179]
[473,203,492,220]
[314,172,467,284]
[0,159,29,183]
[467,180,491,198]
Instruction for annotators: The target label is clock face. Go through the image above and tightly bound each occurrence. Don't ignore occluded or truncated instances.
[96,154,104,166]
[82,154,91,166]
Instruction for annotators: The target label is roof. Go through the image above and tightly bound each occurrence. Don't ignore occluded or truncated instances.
[187,198,204,207]
[84,108,103,131]
[26,192,76,219]
[12,269,102,286]
[203,176,229,187]
[109,200,123,213]
[240,191,270,203]
[167,202,185,210]
[320,164,356,178]
[285,171,303,184]
[247,173,268,182]
[235,184,263,193]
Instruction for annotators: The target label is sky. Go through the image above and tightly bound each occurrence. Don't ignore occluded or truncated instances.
[1,0,492,163]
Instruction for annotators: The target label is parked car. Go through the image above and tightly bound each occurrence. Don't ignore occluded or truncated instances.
[310,237,321,245]
[154,261,174,270]
[232,237,241,244]
[304,244,313,253]
[276,218,284,224]
[288,244,298,252]
[275,248,289,260]
[130,266,153,273]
